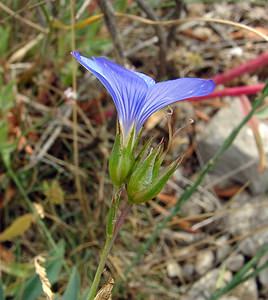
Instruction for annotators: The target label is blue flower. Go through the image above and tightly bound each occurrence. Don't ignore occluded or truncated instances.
[71,51,215,139]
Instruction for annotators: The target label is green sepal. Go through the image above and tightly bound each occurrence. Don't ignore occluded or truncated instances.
[108,127,136,187]
[127,144,167,203]
[127,156,181,204]
[152,143,164,180]
[132,136,154,171]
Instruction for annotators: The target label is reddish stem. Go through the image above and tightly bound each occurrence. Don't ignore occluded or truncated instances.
[212,51,268,85]
[240,95,266,172]
[189,83,265,101]
[240,94,259,130]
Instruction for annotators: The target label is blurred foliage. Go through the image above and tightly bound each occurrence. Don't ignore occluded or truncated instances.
[0,0,268,300]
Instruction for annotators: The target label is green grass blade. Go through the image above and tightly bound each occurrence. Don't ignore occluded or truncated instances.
[62,267,80,300]
[0,280,5,300]
[208,243,268,300]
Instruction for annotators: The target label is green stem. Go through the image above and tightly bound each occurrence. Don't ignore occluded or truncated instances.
[87,235,113,300]
[87,189,121,300]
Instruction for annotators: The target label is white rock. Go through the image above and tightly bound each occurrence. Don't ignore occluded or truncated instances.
[220,297,239,300]
[180,199,202,216]
[197,99,268,194]
[195,250,214,275]
[216,236,231,263]
[182,263,195,280]
[184,269,232,300]
[258,254,268,287]
[226,195,268,257]
[232,278,258,300]
[226,254,245,272]
[166,260,182,278]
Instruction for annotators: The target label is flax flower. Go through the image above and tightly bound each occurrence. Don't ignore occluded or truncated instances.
[71,51,215,139]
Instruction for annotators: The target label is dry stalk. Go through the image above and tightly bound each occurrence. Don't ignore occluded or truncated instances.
[0,2,48,33]
[34,256,54,300]
[136,0,167,78]
[99,0,126,65]
[70,0,89,218]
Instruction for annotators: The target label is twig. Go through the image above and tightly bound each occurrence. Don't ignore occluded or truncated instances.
[136,0,167,78]
[28,104,72,168]
[0,2,48,33]
[125,36,158,57]
[98,0,126,65]
[70,0,89,217]
[114,13,268,42]
[52,13,268,42]
[76,0,92,20]
[167,0,184,45]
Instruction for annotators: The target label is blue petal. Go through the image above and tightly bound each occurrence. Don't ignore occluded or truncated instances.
[71,51,148,136]
[134,71,156,87]
[137,78,215,129]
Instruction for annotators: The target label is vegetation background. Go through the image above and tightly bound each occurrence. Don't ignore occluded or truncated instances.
[0,0,268,299]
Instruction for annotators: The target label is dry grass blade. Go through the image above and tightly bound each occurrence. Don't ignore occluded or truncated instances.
[8,34,44,63]
[94,277,114,300]
[0,2,48,33]
[34,256,54,300]
[52,12,268,41]
[114,13,268,42]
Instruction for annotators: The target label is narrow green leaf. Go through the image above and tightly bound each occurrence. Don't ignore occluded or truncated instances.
[0,26,10,56]
[62,267,80,300]
[255,104,268,119]
[262,81,268,95]
[0,81,15,112]
[209,243,268,300]
[0,280,5,300]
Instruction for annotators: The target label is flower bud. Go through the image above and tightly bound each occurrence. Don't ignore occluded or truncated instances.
[127,144,181,204]
[109,128,135,187]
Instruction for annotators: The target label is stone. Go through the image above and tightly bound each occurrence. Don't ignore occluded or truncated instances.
[216,236,231,263]
[258,254,268,287]
[220,297,239,300]
[182,263,195,281]
[180,199,202,216]
[197,99,268,194]
[195,250,214,275]
[166,260,183,278]
[225,195,268,257]
[226,254,245,272]
[183,269,232,300]
[232,278,258,300]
